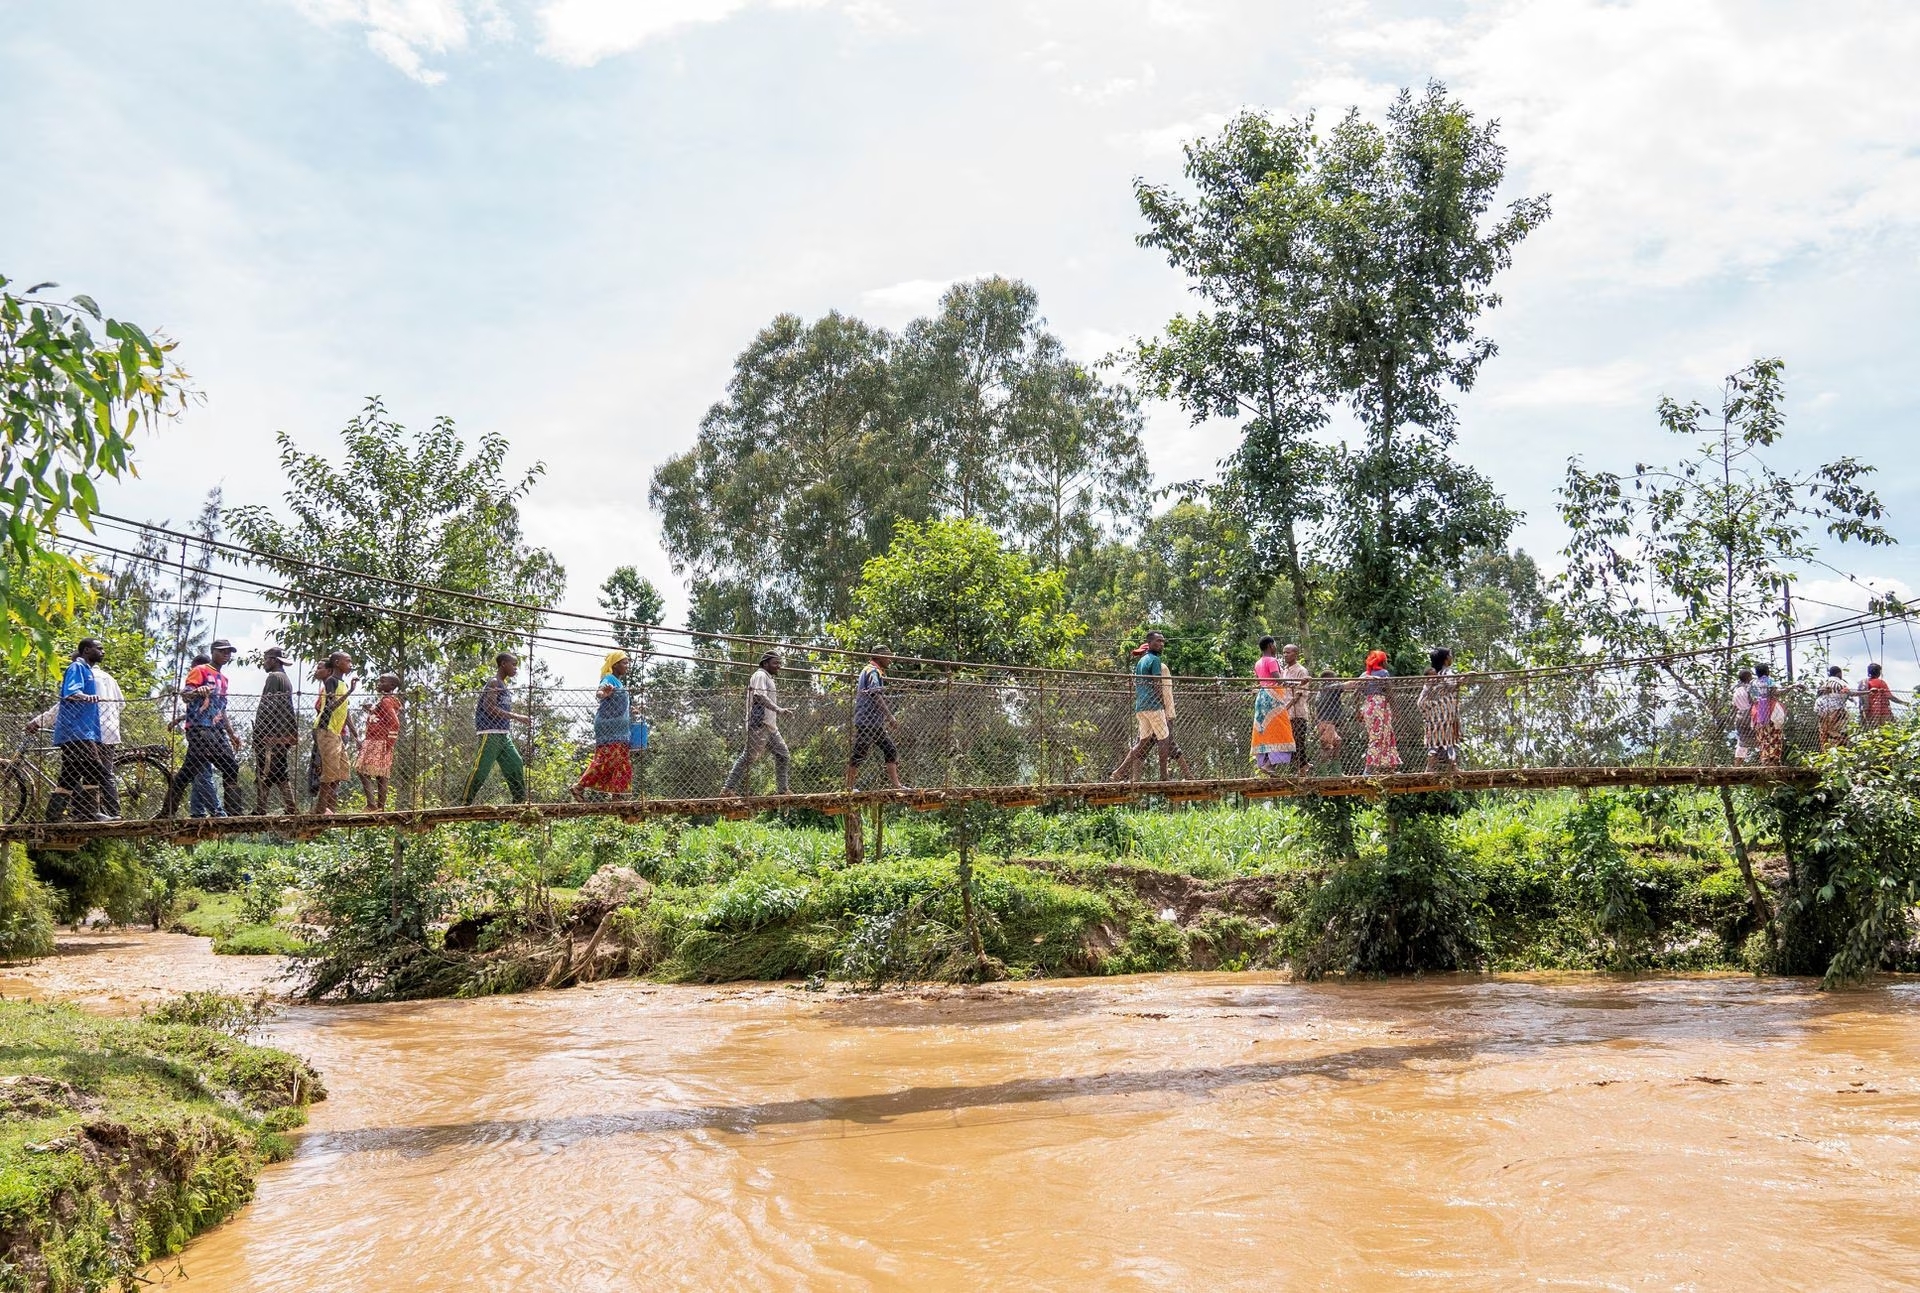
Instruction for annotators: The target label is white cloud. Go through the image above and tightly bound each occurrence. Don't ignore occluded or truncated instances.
[859,273,988,321]
[536,0,883,66]
[1123,110,1229,158]
[1484,359,1652,409]
[1145,0,1214,31]
[1069,328,1127,364]
[1069,64,1157,104]
[290,0,510,83]
[365,29,448,83]
[1311,0,1920,287]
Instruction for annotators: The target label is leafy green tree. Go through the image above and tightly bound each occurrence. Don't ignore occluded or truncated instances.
[901,277,1149,557]
[0,274,194,663]
[1775,720,1920,985]
[651,311,912,640]
[1068,499,1275,675]
[1134,112,1329,640]
[900,278,1042,529]
[1561,358,1892,670]
[598,565,666,665]
[1314,84,1548,656]
[1440,547,1565,672]
[832,518,1085,669]
[226,398,565,686]
[1009,356,1149,570]
[1557,358,1894,946]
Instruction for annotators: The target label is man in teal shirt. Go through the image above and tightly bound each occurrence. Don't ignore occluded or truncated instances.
[1108,631,1193,782]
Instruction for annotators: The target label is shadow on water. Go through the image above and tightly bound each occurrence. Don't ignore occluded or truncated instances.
[301,1038,1470,1159]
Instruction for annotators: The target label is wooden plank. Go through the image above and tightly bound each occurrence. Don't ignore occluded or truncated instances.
[0,765,1818,847]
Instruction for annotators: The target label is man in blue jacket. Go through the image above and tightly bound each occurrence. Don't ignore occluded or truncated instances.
[49,639,110,821]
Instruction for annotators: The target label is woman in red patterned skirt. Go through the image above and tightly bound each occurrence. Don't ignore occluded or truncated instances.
[574,652,634,798]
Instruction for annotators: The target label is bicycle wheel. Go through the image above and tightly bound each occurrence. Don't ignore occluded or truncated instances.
[113,749,175,820]
[0,763,29,824]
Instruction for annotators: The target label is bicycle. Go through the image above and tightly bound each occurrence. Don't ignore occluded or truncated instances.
[0,737,176,824]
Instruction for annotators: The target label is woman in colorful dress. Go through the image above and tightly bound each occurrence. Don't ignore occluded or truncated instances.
[354,673,402,810]
[1249,636,1297,776]
[1815,665,1852,751]
[1355,650,1401,772]
[1417,648,1462,772]
[573,651,634,799]
[1750,662,1787,765]
[1730,668,1755,764]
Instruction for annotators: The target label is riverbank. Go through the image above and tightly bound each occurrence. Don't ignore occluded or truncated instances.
[271,793,1785,1002]
[0,936,317,1292]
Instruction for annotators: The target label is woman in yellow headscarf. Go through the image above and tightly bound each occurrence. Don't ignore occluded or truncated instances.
[573,651,634,799]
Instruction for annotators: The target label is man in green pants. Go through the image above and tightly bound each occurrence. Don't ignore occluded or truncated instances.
[463,652,533,804]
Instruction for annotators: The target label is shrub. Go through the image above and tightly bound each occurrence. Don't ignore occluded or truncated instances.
[1289,813,1485,977]
[142,991,276,1041]
[0,843,56,962]
[697,868,809,932]
[1560,794,1653,967]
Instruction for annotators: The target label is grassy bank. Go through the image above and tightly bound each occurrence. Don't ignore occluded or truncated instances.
[166,891,310,956]
[0,997,323,1292]
[242,787,1787,999]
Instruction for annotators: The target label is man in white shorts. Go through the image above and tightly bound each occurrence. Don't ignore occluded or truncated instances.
[1109,631,1193,782]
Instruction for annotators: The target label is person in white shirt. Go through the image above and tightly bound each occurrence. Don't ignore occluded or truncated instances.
[29,661,123,817]
[721,652,792,795]
[1277,642,1313,765]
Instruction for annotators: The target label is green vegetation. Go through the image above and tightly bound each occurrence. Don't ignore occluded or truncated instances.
[167,890,309,957]
[0,848,56,965]
[166,785,1825,1001]
[0,996,321,1291]
[0,273,192,664]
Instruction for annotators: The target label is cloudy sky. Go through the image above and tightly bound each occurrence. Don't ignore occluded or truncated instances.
[5,0,1919,681]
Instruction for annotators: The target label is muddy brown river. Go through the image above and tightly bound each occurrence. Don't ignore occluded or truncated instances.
[25,934,1920,1289]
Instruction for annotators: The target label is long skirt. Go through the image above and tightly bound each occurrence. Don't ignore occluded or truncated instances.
[1250,685,1296,769]
[1362,694,1401,771]
[1817,705,1848,751]
[1251,691,1297,772]
[1757,722,1785,766]
[1421,698,1461,757]
[579,740,633,793]
[356,735,395,778]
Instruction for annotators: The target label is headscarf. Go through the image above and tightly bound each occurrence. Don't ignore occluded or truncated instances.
[602,650,628,681]
[1364,650,1389,674]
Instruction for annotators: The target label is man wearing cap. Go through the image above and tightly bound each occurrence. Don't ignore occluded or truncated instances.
[722,652,793,795]
[252,647,300,813]
[162,638,242,817]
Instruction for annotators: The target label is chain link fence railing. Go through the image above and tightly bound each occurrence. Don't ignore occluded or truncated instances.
[0,663,1855,822]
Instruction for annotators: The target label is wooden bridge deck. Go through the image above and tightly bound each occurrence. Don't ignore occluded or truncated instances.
[1,764,1814,849]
